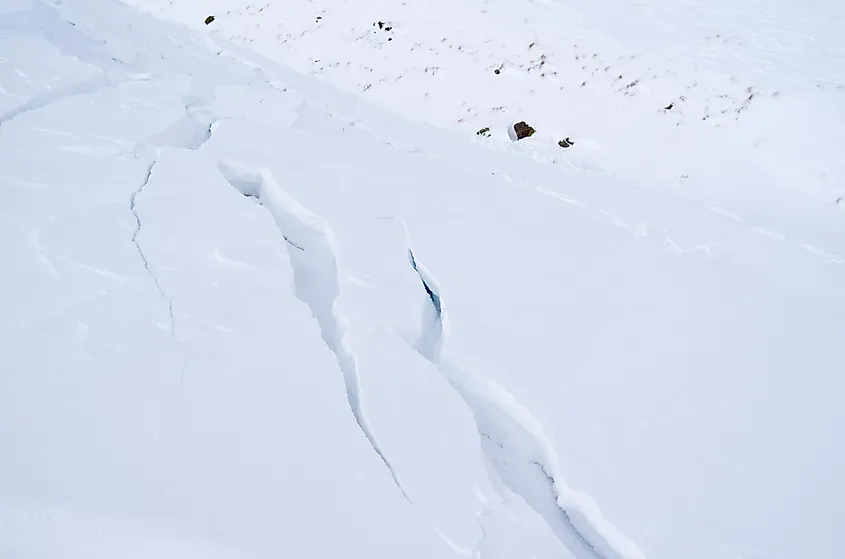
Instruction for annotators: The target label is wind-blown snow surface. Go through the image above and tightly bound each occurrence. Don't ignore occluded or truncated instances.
[1,1,844,559]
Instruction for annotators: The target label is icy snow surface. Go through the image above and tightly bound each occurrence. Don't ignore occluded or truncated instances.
[1,0,844,558]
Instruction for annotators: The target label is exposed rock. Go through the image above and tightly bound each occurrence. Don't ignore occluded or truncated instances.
[665,102,674,110]
[513,121,535,140]
[204,15,215,25]
[477,127,491,137]
[558,137,574,148]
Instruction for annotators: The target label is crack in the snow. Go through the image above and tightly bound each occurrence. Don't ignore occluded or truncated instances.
[130,157,187,384]
[130,159,171,332]
[0,69,148,131]
[131,100,218,154]
[283,234,306,251]
[470,483,498,559]
[179,358,188,388]
[404,235,646,559]
[217,160,411,503]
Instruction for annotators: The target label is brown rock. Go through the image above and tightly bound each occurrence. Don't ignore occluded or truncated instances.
[513,121,535,140]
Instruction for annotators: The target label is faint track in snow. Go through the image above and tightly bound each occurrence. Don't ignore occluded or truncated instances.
[514,173,843,265]
[707,205,844,265]
[403,232,646,559]
[217,160,411,502]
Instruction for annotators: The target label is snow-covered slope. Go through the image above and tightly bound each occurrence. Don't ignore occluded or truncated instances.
[1,1,844,559]
[128,0,845,215]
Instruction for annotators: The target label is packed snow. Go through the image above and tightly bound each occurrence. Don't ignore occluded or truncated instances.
[1,0,844,559]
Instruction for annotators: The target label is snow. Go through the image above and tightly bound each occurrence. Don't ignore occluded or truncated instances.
[127,0,845,213]
[2,0,844,559]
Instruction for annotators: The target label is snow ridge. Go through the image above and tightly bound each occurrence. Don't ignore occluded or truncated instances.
[405,241,646,559]
[217,160,411,502]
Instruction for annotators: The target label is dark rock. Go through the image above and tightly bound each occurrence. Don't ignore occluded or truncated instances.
[494,68,500,75]
[665,102,674,110]
[558,137,574,148]
[204,15,215,25]
[378,21,384,29]
[513,121,536,140]
[477,127,491,137]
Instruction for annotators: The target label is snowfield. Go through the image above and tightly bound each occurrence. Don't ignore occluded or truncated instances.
[1,0,844,559]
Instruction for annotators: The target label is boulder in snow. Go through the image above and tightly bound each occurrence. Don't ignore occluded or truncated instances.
[512,121,535,140]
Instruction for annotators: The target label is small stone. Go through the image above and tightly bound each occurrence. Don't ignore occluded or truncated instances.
[477,127,491,137]
[494,68,501,75]
[558,137,574,148]
[204,15,215,25]
[665,102,674,110]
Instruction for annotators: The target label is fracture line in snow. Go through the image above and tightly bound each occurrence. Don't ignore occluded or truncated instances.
[403,227,646,559]
[217,160,411,502]
[129,153,187,385]
[130,158,173,335]
[0,71,108,130]
[469,484,498,559]
[0,69,149,131]
[133,96,219,153]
